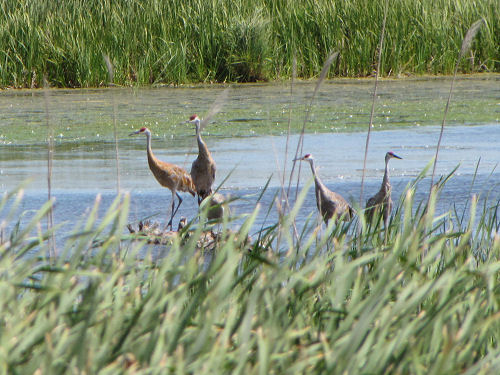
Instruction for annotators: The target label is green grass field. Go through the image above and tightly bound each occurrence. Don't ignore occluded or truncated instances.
[0,0,498,87]
[1,175,499,373]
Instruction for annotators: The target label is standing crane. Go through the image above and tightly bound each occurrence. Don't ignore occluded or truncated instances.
[188,114,216,204]
[130,127,195,230]
[365,151,402,227]
[294,154,353,224]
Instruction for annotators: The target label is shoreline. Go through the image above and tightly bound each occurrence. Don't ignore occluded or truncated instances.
[1,72,499,91]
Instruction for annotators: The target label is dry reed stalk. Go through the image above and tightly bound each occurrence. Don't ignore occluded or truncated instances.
[429,19,485,198]
[287,51,339,202]
[183,87,231,170]
[43,76,56,259]
[279,56,296,212]
[103,54,121,193]
[359,1,388,208]
[199,87,230,132]
[275,56,300,247]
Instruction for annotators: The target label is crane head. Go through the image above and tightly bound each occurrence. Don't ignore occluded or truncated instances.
[293,153,314,162]
[187,114,202,133]
[187,114,201,124]
[387,151,402,160]
[129,127,149,136]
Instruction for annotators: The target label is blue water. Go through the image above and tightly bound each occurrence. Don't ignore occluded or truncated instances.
[1,79,499,254]
[2,125,499,254]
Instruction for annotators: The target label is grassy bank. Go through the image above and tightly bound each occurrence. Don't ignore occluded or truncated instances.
[0,0,498,87]
[1,175,500,373]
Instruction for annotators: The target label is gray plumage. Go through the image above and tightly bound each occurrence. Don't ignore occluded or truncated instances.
[203,192,227,221]
[189,115,216,204]
[295,154,353,224]
[365,151,402,226]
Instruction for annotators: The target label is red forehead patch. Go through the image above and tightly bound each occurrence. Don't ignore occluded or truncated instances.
[189,114,198,121]
[140,127,147,132]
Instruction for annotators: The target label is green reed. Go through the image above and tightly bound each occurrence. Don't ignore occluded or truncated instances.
[1,173,499,373]
[0,0,498,87]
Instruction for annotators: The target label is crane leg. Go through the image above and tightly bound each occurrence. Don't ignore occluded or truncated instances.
[167,190,177,230]
[167,192,184,230]
[383,213,390,244]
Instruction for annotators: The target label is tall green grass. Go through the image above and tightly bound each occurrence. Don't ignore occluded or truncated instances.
[1,176,499,373]
[0,0,498,87]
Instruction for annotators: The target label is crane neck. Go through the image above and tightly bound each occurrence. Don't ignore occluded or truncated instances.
[144,130,156,162]
[381,158,391,192]
[308,159,324,188]
[195,122,210,159]
[308,159,316,176]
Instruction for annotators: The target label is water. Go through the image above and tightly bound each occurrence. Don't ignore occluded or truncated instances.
[1,77,499,250]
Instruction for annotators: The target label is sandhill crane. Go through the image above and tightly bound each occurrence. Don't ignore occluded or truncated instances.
[201,192,228,221]
[130,127,195,230]
[188,114,216,204]
[365,151,402,227]
[294,154,353,224]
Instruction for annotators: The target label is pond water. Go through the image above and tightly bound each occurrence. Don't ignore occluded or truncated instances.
[1,76,499,249]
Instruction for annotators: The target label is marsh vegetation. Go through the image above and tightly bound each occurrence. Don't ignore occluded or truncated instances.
[0,4,499,373]
[0,0,498,87]
[1,175,500,373]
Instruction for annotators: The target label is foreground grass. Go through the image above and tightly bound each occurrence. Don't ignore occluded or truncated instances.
[0,0,498,87]
[1,178,499,374]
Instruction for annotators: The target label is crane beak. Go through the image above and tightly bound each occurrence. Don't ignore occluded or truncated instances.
[392,153,402,159]
[129,130,141,136]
